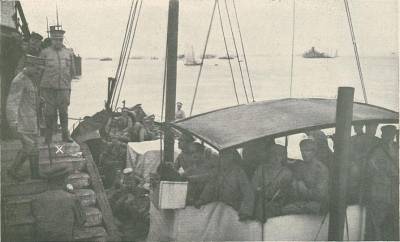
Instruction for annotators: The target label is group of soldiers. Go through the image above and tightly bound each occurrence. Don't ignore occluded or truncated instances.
[171,124,398,240]
[5,27,87,242]
[6,27,76,181]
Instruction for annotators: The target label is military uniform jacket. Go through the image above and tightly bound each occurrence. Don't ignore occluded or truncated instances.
[40,47,76,90]
[367,141,399,205]
[6,72,38,134]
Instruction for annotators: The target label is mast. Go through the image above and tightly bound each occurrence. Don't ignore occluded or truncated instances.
[163,0,179,163]
[56,4,60,26]
[46,16,49,37]
[328,87,354,240]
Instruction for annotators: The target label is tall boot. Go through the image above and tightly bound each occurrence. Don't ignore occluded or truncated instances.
[60,112,73,143]
[44,115,55,144]
[7,150,28,181]
[29,152,41,179]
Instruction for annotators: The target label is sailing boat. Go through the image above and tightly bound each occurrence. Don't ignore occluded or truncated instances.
[184,46,201,66]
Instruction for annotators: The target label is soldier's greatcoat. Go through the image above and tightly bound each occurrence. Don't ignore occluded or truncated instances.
[39,47,75,90]
[6,72,38,134]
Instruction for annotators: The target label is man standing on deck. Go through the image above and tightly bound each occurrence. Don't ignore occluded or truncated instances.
[6,55,45,180]
[40,27,76,143]
[175,102,186,120]
[366,125,399,240]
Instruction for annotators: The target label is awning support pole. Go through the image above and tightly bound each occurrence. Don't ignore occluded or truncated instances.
[163,0,179,163]
[328,86,354,241]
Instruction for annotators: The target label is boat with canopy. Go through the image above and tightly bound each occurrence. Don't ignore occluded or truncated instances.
[142,97,398,241]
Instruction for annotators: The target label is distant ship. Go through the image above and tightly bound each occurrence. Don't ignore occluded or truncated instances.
[184,46,201,66]
[218,55,235,60]
[303,47,337,58]
[100,57,112,61]
[201,54,216,59]
[150,56,159,60]
[130,56,144,60]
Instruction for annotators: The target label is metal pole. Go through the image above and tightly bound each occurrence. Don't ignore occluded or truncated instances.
[163,0,179,163]
[328,87,354,241]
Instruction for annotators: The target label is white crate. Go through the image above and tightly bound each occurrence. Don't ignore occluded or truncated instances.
[153,181,188,209]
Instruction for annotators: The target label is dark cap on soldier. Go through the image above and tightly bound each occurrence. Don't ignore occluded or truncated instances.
[381,125,396,135]
[30,32,43,41]
[25,54,45,66]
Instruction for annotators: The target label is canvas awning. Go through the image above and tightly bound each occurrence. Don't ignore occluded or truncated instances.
[171,98,399,151]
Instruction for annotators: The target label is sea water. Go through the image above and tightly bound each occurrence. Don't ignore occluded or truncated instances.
[69,55,399,157]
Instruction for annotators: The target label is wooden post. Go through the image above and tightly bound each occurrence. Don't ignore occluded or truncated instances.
[163,0,179,163]
[328,87,354,241]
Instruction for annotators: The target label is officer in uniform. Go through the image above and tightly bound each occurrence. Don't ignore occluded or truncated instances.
[6,55,45,180]
[40,27,76,143]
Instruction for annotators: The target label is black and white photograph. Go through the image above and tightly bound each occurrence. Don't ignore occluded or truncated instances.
[0,0,398,241]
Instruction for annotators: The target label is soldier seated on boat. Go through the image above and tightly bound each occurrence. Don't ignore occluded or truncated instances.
[6,55,45,181]
[32,166,86,242]
[108,168,150,241]
[347,122,380,203]
[142,114,159,140]
[127,113,153,142]
[365,125,398,240]
[305,130,333,169]
[252,144,293,222]
[98,139,127,188]
[182,142,217,205]
[174,133,195,170]
[282,139,329,215]
[195,149,255,221]
[104,115,130,143]
[241,137,275,179]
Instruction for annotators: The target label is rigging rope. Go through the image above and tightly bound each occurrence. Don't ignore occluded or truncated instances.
[114,0,140,109]
[232,0,255,102]
[343,0,368,103]
[223,0,249,103]
[161,43,168,122]
[113,3,138,109]
[114,0,143,110]
[189,0,218,116]
[111,0,138,108]
[289,0,296,97]
[217,0,240,105]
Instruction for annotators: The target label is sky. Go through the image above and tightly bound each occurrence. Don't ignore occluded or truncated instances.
[19,0,398,58]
